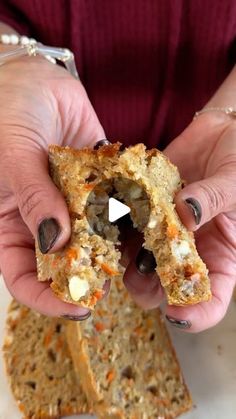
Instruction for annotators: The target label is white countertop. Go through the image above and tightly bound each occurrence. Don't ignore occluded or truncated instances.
[0,277,235,419]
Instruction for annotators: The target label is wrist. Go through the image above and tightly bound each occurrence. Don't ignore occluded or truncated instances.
[194,106,236,127]
[191,108,235,144]
[0,34,78,78]
[0,44,19,53]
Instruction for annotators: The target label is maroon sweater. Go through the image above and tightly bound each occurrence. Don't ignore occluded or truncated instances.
[0,1,235,149]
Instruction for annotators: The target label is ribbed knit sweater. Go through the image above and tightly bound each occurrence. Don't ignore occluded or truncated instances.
[0,1,235,148]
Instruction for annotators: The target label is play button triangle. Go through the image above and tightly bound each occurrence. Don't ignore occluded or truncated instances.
[108,197,131,222]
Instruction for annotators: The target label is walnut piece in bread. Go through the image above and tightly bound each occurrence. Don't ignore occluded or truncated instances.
[36,143,211,309]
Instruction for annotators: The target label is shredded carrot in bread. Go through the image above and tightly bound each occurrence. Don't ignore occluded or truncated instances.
[52,256,61,268]
[106,369,116,383]
[66,248,78,261]
[184,264,194,277]
[83,184,95,191]
[101,263,120,276]
[93,290,104,300]
[18,403,26,413]
[8,319,17,331]
[134,325,144,336]
[94,322,106,332]
[167,224,178,239]
[43,330,53,347]
[99,146,118,157]
[88,293,100,307]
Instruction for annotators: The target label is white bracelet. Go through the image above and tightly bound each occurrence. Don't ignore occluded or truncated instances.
[0,33,79,78]
[194,107,236,120]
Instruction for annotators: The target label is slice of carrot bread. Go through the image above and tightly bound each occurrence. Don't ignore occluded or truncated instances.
[67,279,193,418]
[3,300,89,419]
[36,143,211,308]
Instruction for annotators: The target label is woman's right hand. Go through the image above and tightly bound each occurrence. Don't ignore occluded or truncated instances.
[0,54,105,319]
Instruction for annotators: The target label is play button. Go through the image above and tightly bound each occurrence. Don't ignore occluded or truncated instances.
[85,177,150,241]
[108,197,130,222]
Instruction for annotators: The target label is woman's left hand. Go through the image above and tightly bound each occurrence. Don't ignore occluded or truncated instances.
[125,111,236,332]
[164,111,236,332]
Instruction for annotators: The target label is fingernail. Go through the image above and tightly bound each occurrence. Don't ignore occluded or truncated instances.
[185,198,202,225]
[166,315,191,329]
[37,218,61,254]
[94,139,111,149]
[119,143,126,151]
[62,312,91,321]
[136,248,157,274]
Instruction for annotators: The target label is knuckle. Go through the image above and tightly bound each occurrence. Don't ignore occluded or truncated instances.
[0,146,17,177]
[18,182,46,220]
[200,182,230,213]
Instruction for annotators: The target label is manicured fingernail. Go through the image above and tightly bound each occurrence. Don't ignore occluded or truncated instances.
[166,315,191,329]
[37,218,61,254]
[185,198,202,225]
[119,143,126,151]
[136,248,157,274]
[94,139,111,149]
[62,312,91,321]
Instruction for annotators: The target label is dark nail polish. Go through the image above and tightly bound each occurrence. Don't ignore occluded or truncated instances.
[166,315,191,329]
[37,218,61,254]
[94,139,111,149]
[119,143,126,151]
[62,312,91,321]
[136,248,157,274]
[185,198,202,225]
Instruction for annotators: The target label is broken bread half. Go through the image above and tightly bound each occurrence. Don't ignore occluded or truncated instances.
[3,300,89,419]
[67,279,193,418]
[36,142,211,308]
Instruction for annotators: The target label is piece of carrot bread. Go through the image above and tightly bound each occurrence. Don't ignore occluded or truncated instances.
[3,300,89,419]
[36,143,211,308]
[67,279,193,418]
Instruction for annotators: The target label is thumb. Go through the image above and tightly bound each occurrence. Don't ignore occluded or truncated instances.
[10,146,71,253]
[175,173,234,231]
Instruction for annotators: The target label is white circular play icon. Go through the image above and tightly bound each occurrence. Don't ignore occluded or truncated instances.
[108,197,131,223]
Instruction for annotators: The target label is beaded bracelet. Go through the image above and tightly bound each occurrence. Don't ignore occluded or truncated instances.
[194,107,236,120]
[0,33,78,78]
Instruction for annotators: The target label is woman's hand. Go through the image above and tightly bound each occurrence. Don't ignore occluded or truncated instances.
[164,112,236,332]
[124,112,236,332]
[0,55,105,318]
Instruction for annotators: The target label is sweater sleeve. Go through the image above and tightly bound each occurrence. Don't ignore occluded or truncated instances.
[0,1,30,35]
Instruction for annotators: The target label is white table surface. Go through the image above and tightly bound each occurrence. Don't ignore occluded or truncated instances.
[0,276,235,419]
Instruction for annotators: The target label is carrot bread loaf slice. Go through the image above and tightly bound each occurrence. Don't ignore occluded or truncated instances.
[3,300,89,419]
[36,143,211,308]
[67,280,193,419]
